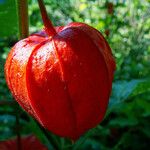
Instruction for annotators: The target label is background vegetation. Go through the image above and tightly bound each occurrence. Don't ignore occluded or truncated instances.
[0,0,150,149]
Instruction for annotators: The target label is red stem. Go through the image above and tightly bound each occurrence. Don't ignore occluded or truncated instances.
[37,0,56,36]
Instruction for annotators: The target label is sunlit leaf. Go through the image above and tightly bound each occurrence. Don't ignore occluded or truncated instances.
[0,0,18,37]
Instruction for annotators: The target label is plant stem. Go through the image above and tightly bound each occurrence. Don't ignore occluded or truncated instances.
[36,121,61,150]
[16,0,29,39]
[0,100,15,105]
[16,113,22,150]
[37,0,56,36]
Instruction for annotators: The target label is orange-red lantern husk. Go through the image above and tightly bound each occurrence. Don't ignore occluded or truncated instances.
[5,22,115,140]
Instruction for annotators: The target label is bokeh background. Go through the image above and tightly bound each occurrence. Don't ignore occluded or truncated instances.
[0,0,150,149]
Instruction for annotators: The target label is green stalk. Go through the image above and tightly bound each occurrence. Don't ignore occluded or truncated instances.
[36,121,61,150]
[16,0,29,39]
[16,113,22,150]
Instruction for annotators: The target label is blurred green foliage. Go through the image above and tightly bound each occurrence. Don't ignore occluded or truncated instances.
[0,0,150,149]
[0,0,17,37]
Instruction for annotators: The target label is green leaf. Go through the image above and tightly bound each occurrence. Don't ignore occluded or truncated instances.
[0,0,18,37]
[131,79,150,97]
[109,79,150,108]
[109,117,139,127]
